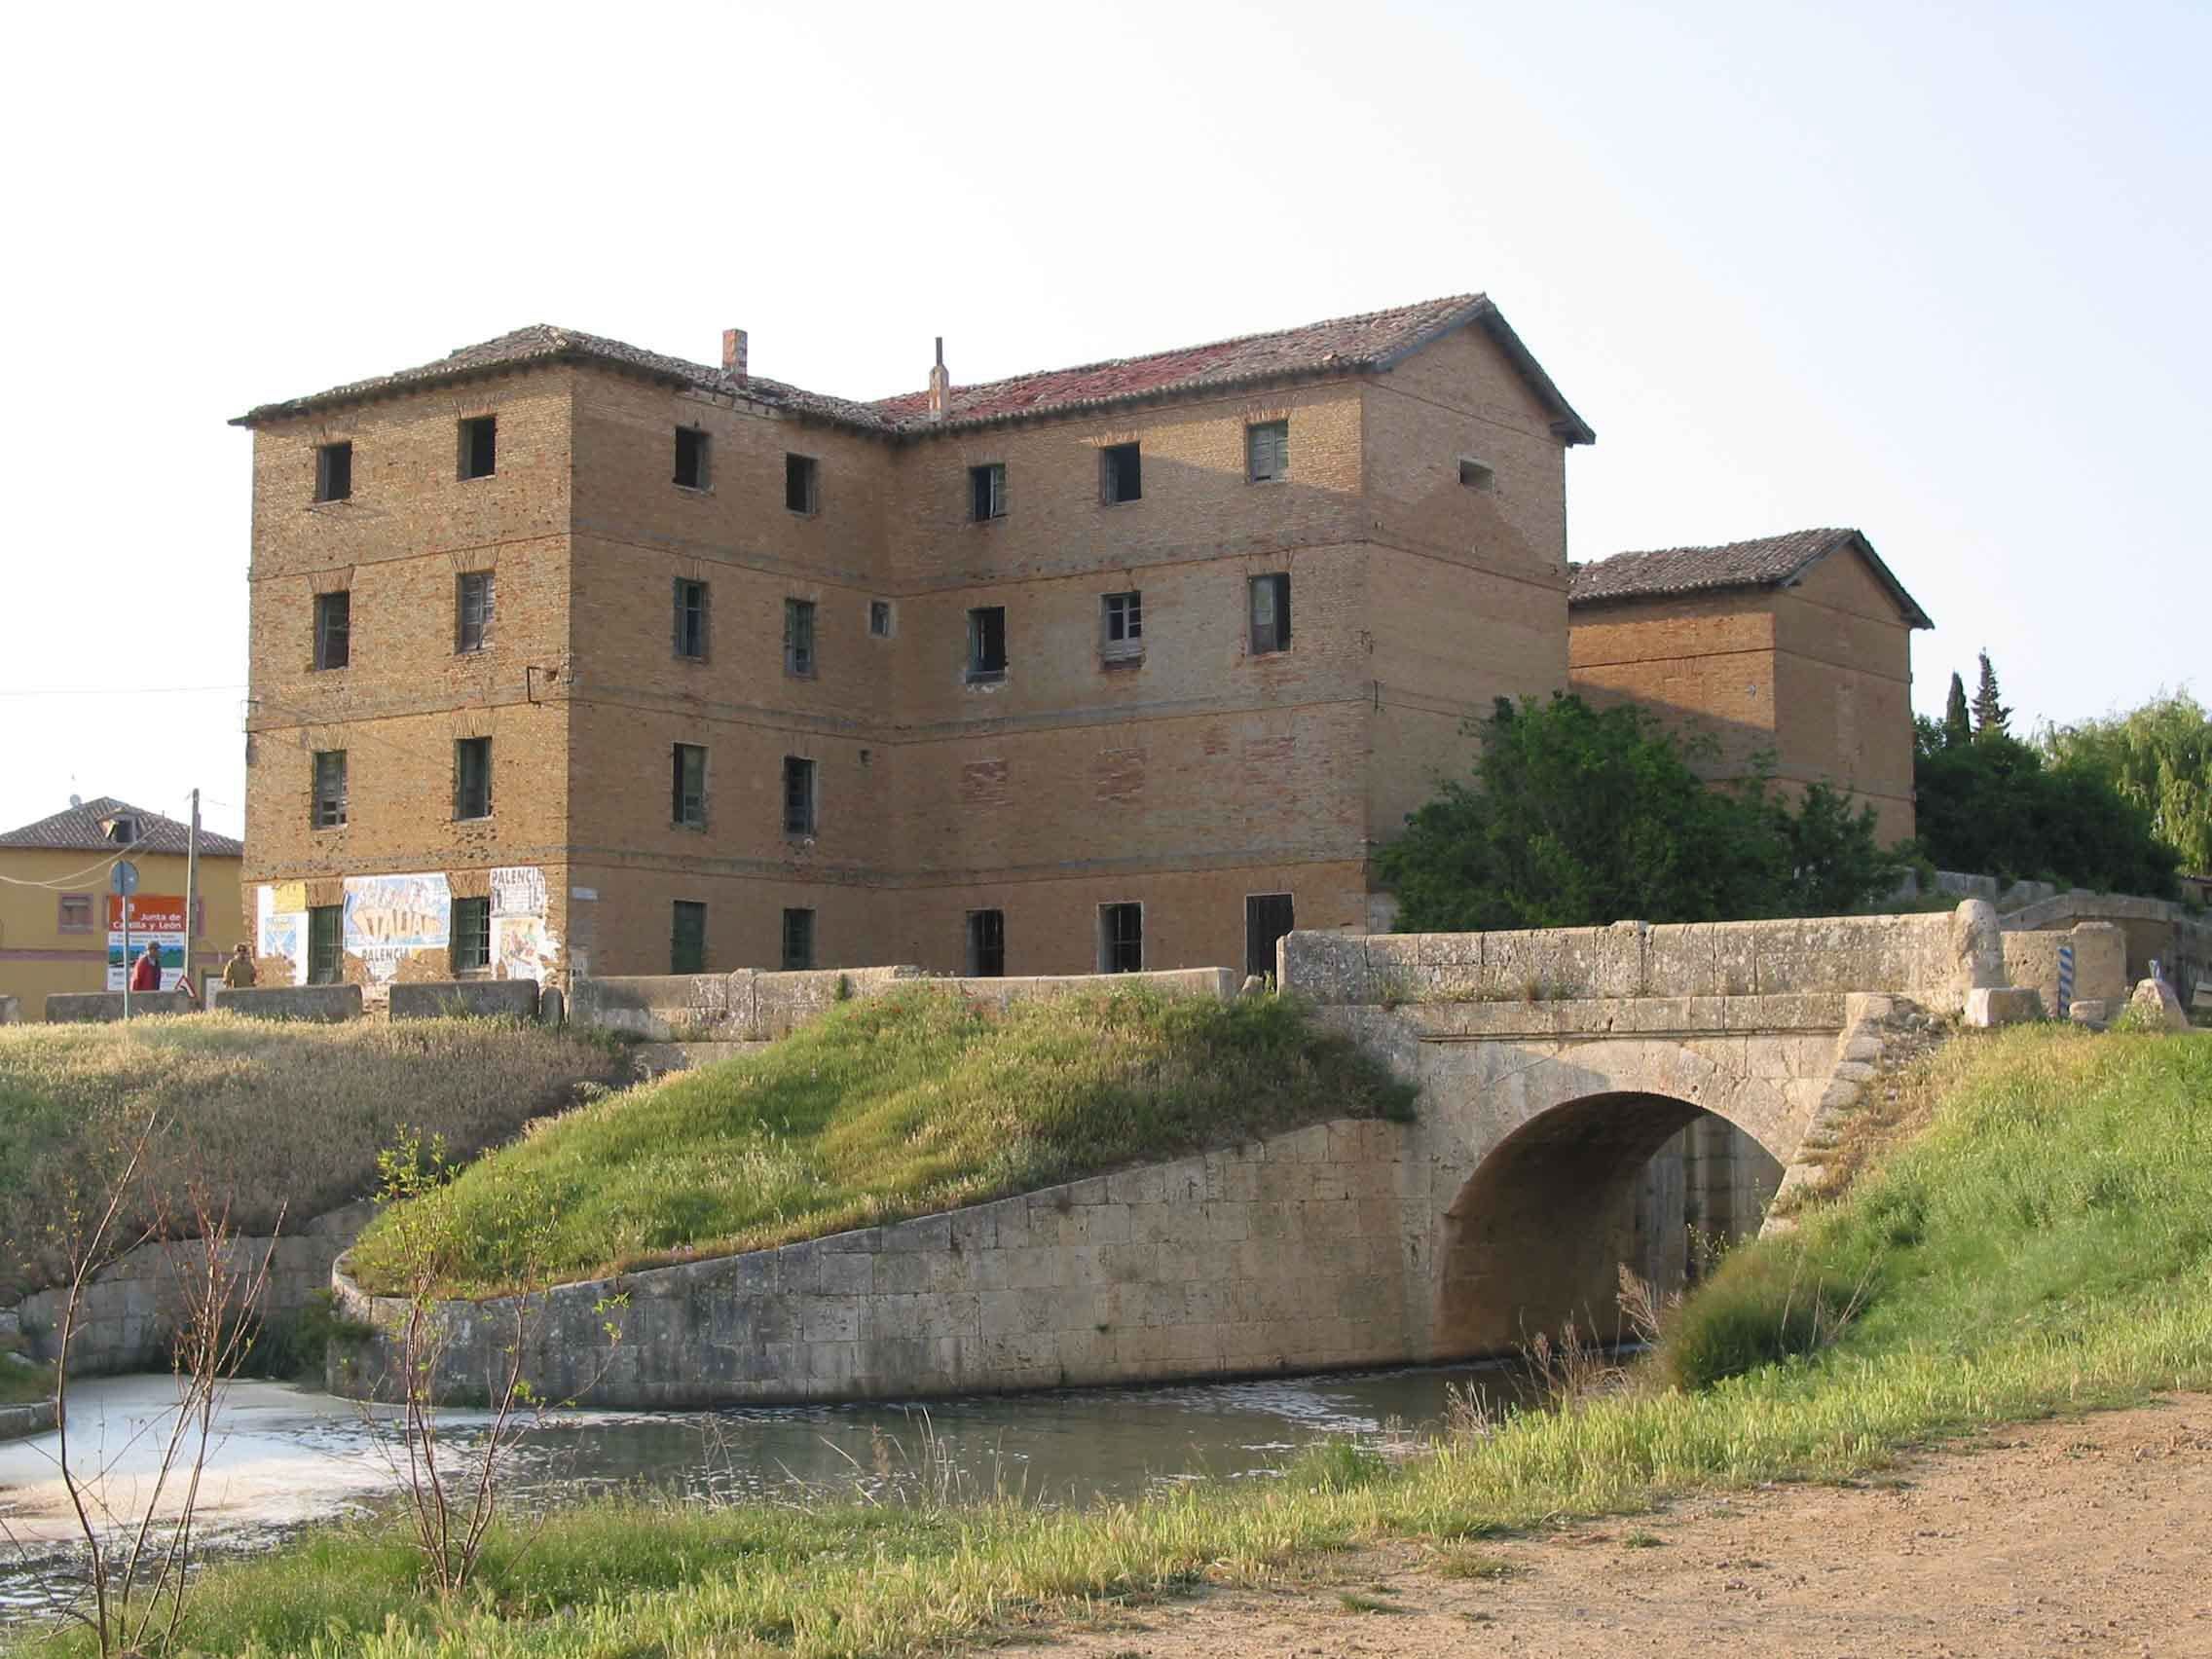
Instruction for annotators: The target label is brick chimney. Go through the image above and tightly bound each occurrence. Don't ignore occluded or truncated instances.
[721,328,749,386]
[927,336,949,423]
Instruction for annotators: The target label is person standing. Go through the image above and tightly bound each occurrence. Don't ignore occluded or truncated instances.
[222,942,258,989]
[129,940,163,993]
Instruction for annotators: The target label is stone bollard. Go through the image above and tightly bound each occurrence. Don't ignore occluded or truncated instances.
[2126,977,2190,1033]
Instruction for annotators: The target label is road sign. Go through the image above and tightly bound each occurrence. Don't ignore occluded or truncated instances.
[111,860,139,897]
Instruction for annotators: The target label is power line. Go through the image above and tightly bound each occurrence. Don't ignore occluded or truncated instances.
[0,683,247,698]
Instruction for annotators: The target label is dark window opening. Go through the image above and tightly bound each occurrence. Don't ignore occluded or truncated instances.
[1099,903,1143,974]
[1458,456,1495,492]
[782,756,817,835]
[314,441,352,502]
[966,909,1005,977]
[307,905,344,986]
[671,901,707,975]
[786,454,819,514]
[784,599,816,678]
[312,750,348,830]
[103,816,139,845]
[313,590,350,670]
[1100,442,1141,504]
[456,571,495,653]
[967,606,1007,682]
[460,415,497,480]
[781,907,815,971]
[1248,572,1291,655]
[1102,591,1143,663]
[1247,421,1289,483]
[970,462,1007,522]
[451,897,492,975]
[673,577,710,660]
[869,600,893,638]
[672,743,707,828]
[674,426,710,490]
[1245,893,1295,980]
[454,736,493,820]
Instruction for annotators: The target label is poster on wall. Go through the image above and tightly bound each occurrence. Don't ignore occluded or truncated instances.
[490,866,547,919]
[489,866,556,981]
[493,915,558,982]
[107,896,188,991]
[254,885,308,986]
[342,872,452,985]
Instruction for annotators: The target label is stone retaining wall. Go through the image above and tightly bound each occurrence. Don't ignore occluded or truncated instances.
[389,978,541,1020]
[12,1202,376,1377]
[43,990,194,1023]
[329,1118,1411,1408]
[212,983,364,1021]
[1281,907,1992,1013]
[567,965,1234,1043]
[2000,923,2127,1017]
[0,1397,56,1442]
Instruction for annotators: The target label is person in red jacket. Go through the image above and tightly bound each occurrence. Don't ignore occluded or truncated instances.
[129,940,163,992]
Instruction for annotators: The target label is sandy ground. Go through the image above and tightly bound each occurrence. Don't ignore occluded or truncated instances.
[1034,1396,2212,1658]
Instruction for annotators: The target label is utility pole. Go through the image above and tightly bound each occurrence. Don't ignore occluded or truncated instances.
[183,789,201,1006]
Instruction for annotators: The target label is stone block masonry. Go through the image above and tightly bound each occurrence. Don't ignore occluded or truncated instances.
[12,1202,377,1378]
[388,978,540,1021]
[330,1121,1415,1408]
[44,990,194,1023]
[212,983,364,1021]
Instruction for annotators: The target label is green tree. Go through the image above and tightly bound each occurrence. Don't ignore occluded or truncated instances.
[1914,730,2180,897]
[2043,691,2212,875]
[1377,695,1904,931]
[1971,649,2011,738]
[1943,672,1972,748]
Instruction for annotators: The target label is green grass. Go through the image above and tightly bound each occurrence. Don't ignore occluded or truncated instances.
[0,1014,625,1303]
[346,986,1417,1298]
[0,1357,55,1405]
[12,1028,2210,1659]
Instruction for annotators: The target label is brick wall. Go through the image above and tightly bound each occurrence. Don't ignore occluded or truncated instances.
[241,324,1584,978]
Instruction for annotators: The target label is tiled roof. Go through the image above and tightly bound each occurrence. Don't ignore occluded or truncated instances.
[1568,528,1933,628]
[0,797,244,859]
[233,325,891,431]
[866,294,1594,439]
[234,296,1595,443]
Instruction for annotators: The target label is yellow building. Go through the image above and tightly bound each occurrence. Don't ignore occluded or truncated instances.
[0,798,244,1019]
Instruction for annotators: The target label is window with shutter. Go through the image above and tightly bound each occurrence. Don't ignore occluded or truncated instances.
[966,607,1008,682]
[313,591,350,670]
[781,908,815,971]
[451,898,492,974]
[1101,592,1143,664]
[454,738,493,820]
[670,902,707,974]
[1248,573,1291,654]
[456,571,495,653]
[674,426,710,490]
[1246,421,1289,483]
[784,599,817,678]
[672,744,708,828]
[673,578,710,660]
[970,463,1007,521]
[312,750,349,830]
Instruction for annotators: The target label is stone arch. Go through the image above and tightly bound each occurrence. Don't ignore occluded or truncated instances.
[1424,1042,1803,1358]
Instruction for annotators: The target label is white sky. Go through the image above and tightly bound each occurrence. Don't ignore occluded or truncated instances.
[3,0,2204,842]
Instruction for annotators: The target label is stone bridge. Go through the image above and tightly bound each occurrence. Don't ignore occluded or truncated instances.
[331,903,2125,1407]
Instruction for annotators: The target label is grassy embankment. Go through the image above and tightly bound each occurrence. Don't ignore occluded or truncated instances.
[0,1014,626,1305]
[347,986,1417,1298]
[12,1024,2208,1659]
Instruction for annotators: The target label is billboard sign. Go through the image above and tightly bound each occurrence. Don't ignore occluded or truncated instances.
[107,895,188,992]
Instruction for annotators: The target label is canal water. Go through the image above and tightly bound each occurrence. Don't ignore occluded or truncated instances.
[0,1361,1528,1618]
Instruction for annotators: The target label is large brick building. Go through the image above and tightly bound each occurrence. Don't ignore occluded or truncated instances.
[234,295,1598,984]
[1567,529,1933,844]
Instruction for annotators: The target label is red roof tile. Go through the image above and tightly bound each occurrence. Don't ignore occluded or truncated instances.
[0,797,243,858]
[235,295,1595,444]
[1569,529,1933,627]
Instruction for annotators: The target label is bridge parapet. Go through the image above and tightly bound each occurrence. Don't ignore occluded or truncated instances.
[1282,904,1998,1015]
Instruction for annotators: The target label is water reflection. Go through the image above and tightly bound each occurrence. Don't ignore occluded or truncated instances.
[0,1360,1529,1620]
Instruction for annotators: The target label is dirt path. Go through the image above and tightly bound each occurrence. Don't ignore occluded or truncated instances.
[1034,1396,2212,1657]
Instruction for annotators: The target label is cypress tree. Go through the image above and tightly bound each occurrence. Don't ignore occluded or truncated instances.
[1972,650,2012,738]
[1943,672,1972,748]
